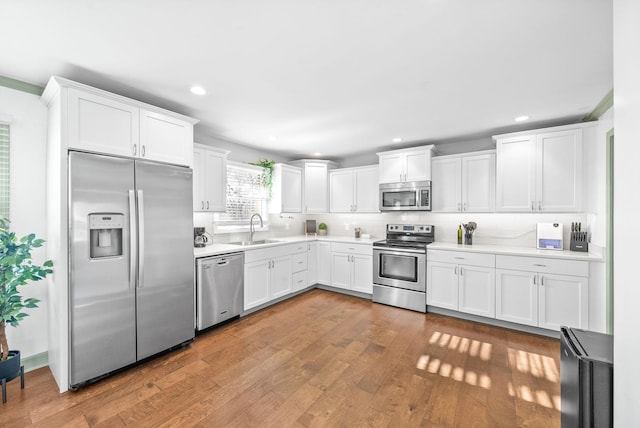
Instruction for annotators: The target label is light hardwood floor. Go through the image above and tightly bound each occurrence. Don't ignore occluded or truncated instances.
[0,289,560,427]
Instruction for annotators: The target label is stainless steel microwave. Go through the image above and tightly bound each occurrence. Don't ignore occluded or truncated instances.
[379,181,431,211]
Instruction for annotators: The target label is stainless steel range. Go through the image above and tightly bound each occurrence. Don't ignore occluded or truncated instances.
[372,224,434,313]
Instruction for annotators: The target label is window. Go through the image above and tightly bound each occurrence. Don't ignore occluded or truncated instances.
[213,161,269,233]
[0,123,9,220]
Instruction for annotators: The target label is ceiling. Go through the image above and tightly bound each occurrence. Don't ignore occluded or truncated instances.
[2,1,612,161]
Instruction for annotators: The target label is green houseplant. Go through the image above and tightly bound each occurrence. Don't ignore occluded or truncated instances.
[249,158,276,198]
[0,218,53,364]
[318,222,327,236]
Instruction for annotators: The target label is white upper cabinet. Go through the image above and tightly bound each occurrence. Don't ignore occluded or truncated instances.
[43,77,198,167]
[270,164,302,213]
[377,145,434,183]
[140,109,193,167]
[329,165,379,213]
[193,145,228,212]
[495,125,584,212]
[290,160,337,213]
[432,151,495,212]
[67,88,140,158]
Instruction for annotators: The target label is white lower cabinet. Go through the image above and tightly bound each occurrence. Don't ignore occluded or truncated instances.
[495,255,589,330]
[317,242,331,285]
[330,242,373,294]
[307,242,318,285]
[427,250,495,317]
[244,246,295,310]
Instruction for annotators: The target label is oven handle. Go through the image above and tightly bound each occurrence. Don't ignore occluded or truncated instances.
[373,247,426,255]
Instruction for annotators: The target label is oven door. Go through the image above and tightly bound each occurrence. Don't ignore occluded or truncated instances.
[373,247,426,292]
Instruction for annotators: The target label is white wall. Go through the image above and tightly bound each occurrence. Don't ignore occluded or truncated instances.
[0,86,49,359]
[613,0,640,425]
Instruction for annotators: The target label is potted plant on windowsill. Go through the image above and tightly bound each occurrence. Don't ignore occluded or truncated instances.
[0,218,53,389]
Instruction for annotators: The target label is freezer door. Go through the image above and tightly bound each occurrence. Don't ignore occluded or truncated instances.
[135,160,195,359]
[69,152,137,387]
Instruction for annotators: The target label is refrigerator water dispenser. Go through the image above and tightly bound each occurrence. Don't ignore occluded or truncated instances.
[89,214,124,258]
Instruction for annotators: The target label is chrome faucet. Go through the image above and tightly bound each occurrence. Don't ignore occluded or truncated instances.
[249,213,263,242]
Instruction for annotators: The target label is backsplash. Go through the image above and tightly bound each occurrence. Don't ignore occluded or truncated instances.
[196,211,589,250]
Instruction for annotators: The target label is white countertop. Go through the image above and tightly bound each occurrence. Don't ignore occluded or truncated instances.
[427,242,604,262]
[194,235,604,262]
[194,235,378,258]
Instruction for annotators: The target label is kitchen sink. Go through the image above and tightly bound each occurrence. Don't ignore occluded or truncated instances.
[228,239,281,246]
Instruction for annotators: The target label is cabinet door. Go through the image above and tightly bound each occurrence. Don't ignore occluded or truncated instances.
[270,256,292,300]
[354,166,379,212]
[244,260,270,310]
[331,253,352,290]
[67,88,139,157]
[140,109,192,167]
[462,153,495,212]
[307,242,318,285]
[495,269,538,327]
[458,265,496,318]
[317,242,331,285]
[281,166,302,212]
[351,254,373,294]
[495,136,537,212]
[404,149,431,182]
[378,153,404,183]
[329,169,354,212]
[192,148,205,211]
[426,261,458,310]
[537,130,582,212]
[538,273,588,330]
[431,157,462,212]
[305,163,328,213]
[203,150,227,212]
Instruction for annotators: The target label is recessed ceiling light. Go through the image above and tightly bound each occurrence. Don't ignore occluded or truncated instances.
[392,137,402,143]
[515,115,530,122]
[312,152,322,156]
[190,86,206,96]
[268,136,277,141]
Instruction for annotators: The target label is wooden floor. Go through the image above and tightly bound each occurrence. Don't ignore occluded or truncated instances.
[0,289,560,427]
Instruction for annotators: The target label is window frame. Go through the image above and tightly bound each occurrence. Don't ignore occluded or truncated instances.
[0,121,9,220]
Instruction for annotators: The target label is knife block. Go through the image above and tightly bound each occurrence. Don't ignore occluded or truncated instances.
[570,232,589,252]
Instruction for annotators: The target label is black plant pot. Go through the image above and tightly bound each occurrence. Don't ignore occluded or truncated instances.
[0,350,24,403]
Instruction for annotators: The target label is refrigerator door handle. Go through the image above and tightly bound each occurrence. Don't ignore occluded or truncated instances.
[129,189,137,290]
[137,189,145,288]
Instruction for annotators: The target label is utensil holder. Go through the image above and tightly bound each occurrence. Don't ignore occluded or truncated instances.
[464,233,472,245]
[570,232,588,252]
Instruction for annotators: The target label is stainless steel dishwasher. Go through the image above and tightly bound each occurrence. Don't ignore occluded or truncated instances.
[196,252,244,331]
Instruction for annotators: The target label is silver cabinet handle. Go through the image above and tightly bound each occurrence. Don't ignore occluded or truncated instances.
[460,267,463,276]
[533,264,547,267]
[533,275,537,285]
[133,144,137,156]
[538,201,542,211]
[454,266,458,275]
[137,189,145,288]
[454,257,465,260]
[128,190,137,290]
[463,203,467,211]
[531,201,535,211]
[458,203,461,211]
[540,276,544,286]
[141,145,146,157]
[206,201,210,210]
[201,201,204,210]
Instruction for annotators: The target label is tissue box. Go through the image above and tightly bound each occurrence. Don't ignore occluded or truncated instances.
[537,223,563,250]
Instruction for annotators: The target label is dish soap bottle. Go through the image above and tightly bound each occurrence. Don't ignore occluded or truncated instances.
[457,225,463,245]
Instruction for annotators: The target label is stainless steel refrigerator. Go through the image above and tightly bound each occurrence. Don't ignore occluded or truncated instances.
[68,151,194,388]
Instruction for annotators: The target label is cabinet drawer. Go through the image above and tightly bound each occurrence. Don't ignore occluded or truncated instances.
[496,255,588,277]
[292,270,308,291]
[428,250,495,268]
[292,252,308,273]
[331,242,373,255]
[288,242,308,254]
